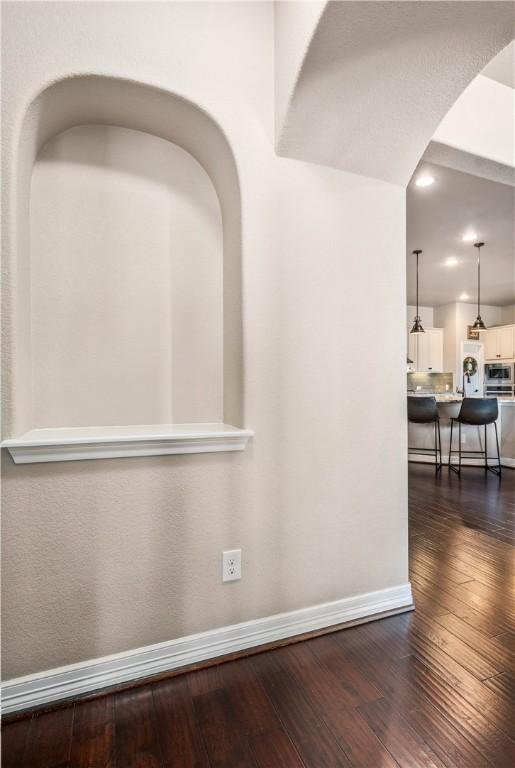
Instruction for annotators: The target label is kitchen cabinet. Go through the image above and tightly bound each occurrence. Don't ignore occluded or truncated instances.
[500,326,515,359]
[408,328,443,372]
[481,325,515,361]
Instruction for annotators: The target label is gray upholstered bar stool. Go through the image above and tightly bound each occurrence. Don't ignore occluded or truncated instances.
[407,396,442,472]
[448,397,501,477]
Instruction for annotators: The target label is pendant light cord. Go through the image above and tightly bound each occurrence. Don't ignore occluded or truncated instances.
[474,241,484,319]
[416,251,419,317]
[413,249,422,320]
[477,244,481,317]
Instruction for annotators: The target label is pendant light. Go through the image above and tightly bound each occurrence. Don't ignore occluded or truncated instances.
[410,249,425,334]
[472,242,486,331]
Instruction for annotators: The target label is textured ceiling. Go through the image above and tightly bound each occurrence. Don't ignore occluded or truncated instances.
[482,41,515,89]
[275,1,514,185]
[407,163,515,308]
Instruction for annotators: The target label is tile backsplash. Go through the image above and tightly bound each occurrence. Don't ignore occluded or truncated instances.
[407,372,454,394]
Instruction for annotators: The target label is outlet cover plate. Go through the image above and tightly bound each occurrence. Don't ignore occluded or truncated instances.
[222,549,242,582]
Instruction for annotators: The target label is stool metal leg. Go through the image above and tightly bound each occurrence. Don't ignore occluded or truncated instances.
[449,419,460,474]
[448,419,453,470]
[458,422,462,475]
[437,418,442,472]
[494,421,501,477]
[484,424,488,473]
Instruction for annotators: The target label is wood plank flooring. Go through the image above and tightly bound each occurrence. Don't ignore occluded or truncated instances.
[2,463,514,767]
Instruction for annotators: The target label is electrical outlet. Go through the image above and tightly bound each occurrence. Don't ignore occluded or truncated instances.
[222,549,241,582]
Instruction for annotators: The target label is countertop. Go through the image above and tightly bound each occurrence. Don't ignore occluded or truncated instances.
[407,393,462,403]
[407,394,515,405]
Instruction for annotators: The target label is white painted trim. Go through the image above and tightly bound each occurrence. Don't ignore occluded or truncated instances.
[1,423,253,464]
[409,454,514,469]
[0,583,413,715]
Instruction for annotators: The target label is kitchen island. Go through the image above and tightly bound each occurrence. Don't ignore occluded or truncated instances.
[408,395,514,469]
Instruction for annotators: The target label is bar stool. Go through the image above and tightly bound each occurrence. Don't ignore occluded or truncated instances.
[448,397,501,476]
[407,396,442,472]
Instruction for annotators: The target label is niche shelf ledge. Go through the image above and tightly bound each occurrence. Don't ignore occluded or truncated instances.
[2,423,254,464]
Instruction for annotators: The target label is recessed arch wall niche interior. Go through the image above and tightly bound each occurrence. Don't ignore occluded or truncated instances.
[3,75,251,462]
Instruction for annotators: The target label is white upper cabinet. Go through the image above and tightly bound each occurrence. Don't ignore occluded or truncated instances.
[481,325,515,361]
[409,328,444,373]
[428,329,444,372]
[484,329,499,361]
[499,326,515,359]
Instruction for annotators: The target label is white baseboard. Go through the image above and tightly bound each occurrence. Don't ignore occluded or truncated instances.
[409,454,514,469]
[1,583,413,715]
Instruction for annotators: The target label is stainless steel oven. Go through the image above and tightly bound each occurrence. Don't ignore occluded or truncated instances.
[484,362,514,396]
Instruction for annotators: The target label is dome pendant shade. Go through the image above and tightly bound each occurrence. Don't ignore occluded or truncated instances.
[410,249,425,335]
[472,315,486,331]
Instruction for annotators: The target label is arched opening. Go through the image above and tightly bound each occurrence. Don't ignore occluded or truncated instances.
[275,2,514,618]
[405,40,515,473]
[275,1,514,184]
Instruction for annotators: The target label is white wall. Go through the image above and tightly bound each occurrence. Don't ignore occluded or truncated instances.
[274,1,325,141]
[434,302,503,383]
[433,303,457,376]
[31,124,223,428]
[406,305,434,329]
[406,305,434,358]
[455,303,502,386]
[501,304,515,324]
[1,1,409,680]
[433,75,515,167]
[455,302,502,342]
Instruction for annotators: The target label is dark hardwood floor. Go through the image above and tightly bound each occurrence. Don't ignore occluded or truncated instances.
[3,463,514,767]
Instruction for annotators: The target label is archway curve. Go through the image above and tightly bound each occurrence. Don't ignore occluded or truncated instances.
[276,0,514,185]
[7,74,243,435]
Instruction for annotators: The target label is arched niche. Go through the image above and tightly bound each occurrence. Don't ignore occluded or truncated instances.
[4,75,251,462]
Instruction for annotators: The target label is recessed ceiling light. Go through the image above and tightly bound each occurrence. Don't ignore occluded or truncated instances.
[462,232,477,242]
[459,292,470,301]
[415,175,435,188]
[445,256,458,267]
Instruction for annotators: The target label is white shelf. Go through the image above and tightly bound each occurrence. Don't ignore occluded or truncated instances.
[2,423,254,464]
